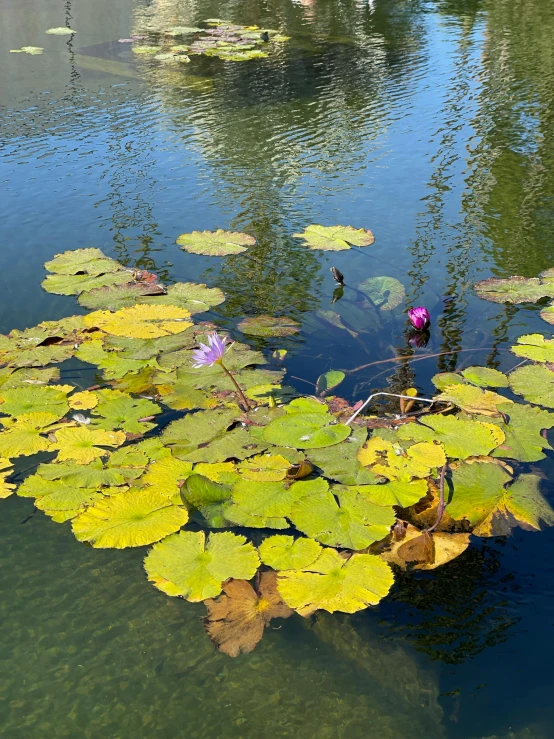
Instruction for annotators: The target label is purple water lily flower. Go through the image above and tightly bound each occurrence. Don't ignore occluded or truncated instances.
[192,332,230,367]
[408,306,431,331]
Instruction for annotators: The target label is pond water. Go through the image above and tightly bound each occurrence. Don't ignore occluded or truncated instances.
[2,0,554,736]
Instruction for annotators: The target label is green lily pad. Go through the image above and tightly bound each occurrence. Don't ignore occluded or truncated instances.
[226,477,321,529]
[182,427,269,464]
[263,412,351,449]
[540,304,554,324]
[77,282,168,310]
[50,426,125,464]
[431,372,467,391]
[289,486,396,549]
[90,389,161,434]
[461,366,509,388]
[76,340,156,380]
[161,408,239,458]
[144,530,259,601]
[259,535,322,570]
[181,474,233,528]
[165,26,202,34]
[474,275,554,304]
[237,315,300,337]
[355,479,429,508]
[511,334,554,363]
[18,474,100,520]
[448,463,554,536]
[0,412,57,458]
[277,548,394,616]
[489,402,554,462]
[435,384,511,416]
[132,46,162,54]
[44,248,121,275]
[72,487,188,548]
[45,27,77,34]
[357,276,406,311]
[176,229,255,256]
[308,430,382,485]
[316,370,345,395]
[285,397,328,414]
[10,46,44,55]
[509,364,554,408]
[0,366,60,389]
[0,385,70,419]
[42,270,130,296]
[396,415,505,460]
[103,328,201,360]
[293,225,374,251]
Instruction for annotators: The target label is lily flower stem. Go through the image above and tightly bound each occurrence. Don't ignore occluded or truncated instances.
[220,362,250,411]
[426,462,448,534]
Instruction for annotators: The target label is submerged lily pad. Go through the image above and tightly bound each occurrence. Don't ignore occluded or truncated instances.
[293,225,374,251]
[315,370,345,395]
[144,530,259,601]
[204,571,293,657]
[176,230,256,256]
[72,487,188,548]
[237,315,300,337]
[509,364,554,408]
[277,548,394,616]
[357,276,405,311]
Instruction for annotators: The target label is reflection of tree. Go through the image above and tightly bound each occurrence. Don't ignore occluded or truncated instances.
[382,542,518,664]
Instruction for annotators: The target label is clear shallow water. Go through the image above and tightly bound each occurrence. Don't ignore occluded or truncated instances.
[2,0,554,736]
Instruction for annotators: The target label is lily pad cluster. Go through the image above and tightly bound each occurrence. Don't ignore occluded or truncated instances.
[2,249,554,658]
[131,20,290,64]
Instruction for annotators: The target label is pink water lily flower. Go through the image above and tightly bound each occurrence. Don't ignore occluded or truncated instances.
[407,306,431,331]
[192,332,230,367]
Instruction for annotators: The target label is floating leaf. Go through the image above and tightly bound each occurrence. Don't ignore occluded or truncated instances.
[540,304,554,325]
[396,415,505,460]
[0,366,60,389]
[182,426,269,464]
[381,523,470,570]
[226,477,319,529]
[140,455,193,498]
[0,385,70,419]
[50,426,125,463]
[104,329,199,360]
[37,459,130,488]
[449,463,554,536]
[10,46,44,54]
[192,462,240,484]
[509,364,554,408]
[77,282,167,310]
[68,391,98,411]
[277,548,394,616]
[474,276,554,304]
[144,530,259,601]
[176,230,255,256]
[435,384,511,416]
[132,46,163,54]
[45,27,77,34]
[90,389,161,434]
[355,479,428,508]
[84,305,193,339]
[182,474,233,527]
[293,225,374,251]
[0,459,15,498]
[0,412,58,458]
[161,408,239,458]
[76,340,156,380]
[316,370,345,395]
[308,431,382,485]
[237,453,292,482]
[42,270,130,296]
[489,402,554,462]
[461,366,509,388]
[45,248,121,276]
[18,474,99,520]
[358,438,445,481]
[290,485,396,549]
[165,26,202,34]
[357,276,406,311]
[237,315,300,337]
[511,334,554,363]
[263,412,351,449]
[431,372,466,391]
[204,571,293,657]
[259,534,322,570]
[285,397,328,414]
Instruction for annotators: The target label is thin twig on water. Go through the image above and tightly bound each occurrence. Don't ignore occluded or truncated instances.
[341,346,496,375]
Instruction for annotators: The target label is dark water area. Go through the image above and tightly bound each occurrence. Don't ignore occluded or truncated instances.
[2,0,554,736]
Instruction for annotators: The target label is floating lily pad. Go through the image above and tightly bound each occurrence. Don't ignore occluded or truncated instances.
[358,438,445,481]
[176,229,255,256]
[73,487,188,548]
[237,453,292,482]
[511,334,554,363]
[77,281,167,310]
[42,270,130,296]
[540,304,554,324]
[357,276,405,311]
[226,477,320,529]
[84,304,193,339]
[0,385,70,419]
[355,479,429,508]
[290,485,396,549]
[509,364,554,408]
[263,412,351,449]
[165,26,202,35]
[308,431,382,486]
[45,27,77,34]
[461,366,509,388]
[50,426,125,463]
[90,389,161,434]
[0,366,60,389]
[0,412,57,458]
[381,523,471,571]
[76,340,156,380]
[277,548,394,616]
[182,474,233,527]
[431,372,466,391]
[204,571,293,657]
[449,463,554,536]
[259,535,322,570]
[396,415,505,460]
[435,384,511,416]
[132,46,162,54]
[141,455,193,498]
[161,408,238,458]
[144,530,259,601]
[45,248,121,276]
[10,46,44,55]
[293,225,374,251]
[237,315,300,337]
[18,474,100,520]
[0,459,15,498]
[490,402,554,462]
[316,370,345,395]
[474,276,554,304]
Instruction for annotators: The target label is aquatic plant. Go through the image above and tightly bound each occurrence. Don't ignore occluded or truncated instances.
[2,243,554,657]
[407,306,431,331]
